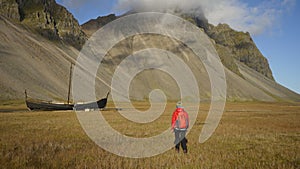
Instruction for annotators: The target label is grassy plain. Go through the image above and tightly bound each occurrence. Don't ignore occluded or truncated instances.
[0,101,299,168]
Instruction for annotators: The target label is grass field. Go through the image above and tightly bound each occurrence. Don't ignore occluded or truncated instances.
[0,101,299,168]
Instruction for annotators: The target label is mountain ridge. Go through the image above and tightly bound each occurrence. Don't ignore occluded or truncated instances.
[82,12,274,81]
[0,0,299,102]
[0,0,87,49]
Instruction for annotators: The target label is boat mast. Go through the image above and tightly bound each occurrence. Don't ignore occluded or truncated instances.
[25,89,27,100]
[67,63,73,104]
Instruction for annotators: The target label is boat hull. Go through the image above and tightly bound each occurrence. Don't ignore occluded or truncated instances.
[26,100,74,111]
[74,98,107,110]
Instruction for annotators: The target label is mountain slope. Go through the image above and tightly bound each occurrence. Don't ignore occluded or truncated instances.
[81,13,300,102]
[91,34,300,102]
[237,62,300,102]
[82,13,274,81]
[0,2,299,102]
[0,15,78,101]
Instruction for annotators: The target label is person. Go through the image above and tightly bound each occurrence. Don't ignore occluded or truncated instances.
[171,101,189,153]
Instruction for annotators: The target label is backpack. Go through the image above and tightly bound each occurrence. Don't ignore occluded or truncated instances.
[176,111,188,129]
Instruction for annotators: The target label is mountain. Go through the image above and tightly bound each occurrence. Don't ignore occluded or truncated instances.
[0,15,78,101]
[0,0,86,49]
[81,13,300,102]
[82,13,274,81]
[81,32,300,102]
[82,14,117,37]
[0,0,299,102]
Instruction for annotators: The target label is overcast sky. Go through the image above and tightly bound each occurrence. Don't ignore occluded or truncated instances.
[57,0,300,94]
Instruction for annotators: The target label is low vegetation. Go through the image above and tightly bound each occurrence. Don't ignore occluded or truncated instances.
[0,102,299,168]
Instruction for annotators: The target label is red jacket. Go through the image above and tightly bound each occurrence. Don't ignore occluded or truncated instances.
[171,108,189,129]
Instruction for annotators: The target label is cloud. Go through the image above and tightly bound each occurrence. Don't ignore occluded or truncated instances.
[58,0,103,10]
[59,0,86,9]
[114,0,296,36]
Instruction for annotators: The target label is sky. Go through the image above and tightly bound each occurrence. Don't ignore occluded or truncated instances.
[56,0,300,94]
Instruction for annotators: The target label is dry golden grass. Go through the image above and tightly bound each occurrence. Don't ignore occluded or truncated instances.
[0,101,299,168]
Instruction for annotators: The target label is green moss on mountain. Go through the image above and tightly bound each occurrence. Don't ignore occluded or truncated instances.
[0,0,20,21]
[81,14,117,37]
[81,12,274,81]
[205,23,274,80]
[0,0,87,49]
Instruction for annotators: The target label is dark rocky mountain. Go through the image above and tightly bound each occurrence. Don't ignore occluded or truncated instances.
[0,0,299,102]
[82,13,274,81]
[205,23,274,80]
[81,14,117,37]
[0,0,86,49]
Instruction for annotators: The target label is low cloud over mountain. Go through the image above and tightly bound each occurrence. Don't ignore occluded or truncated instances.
[114,0,295,35]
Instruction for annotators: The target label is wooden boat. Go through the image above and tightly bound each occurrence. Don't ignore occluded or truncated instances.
[25,63,74,111]
[74,92,109,110]
[25,63,110,111]
[25,91,109,111]
[25,98,74,111]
